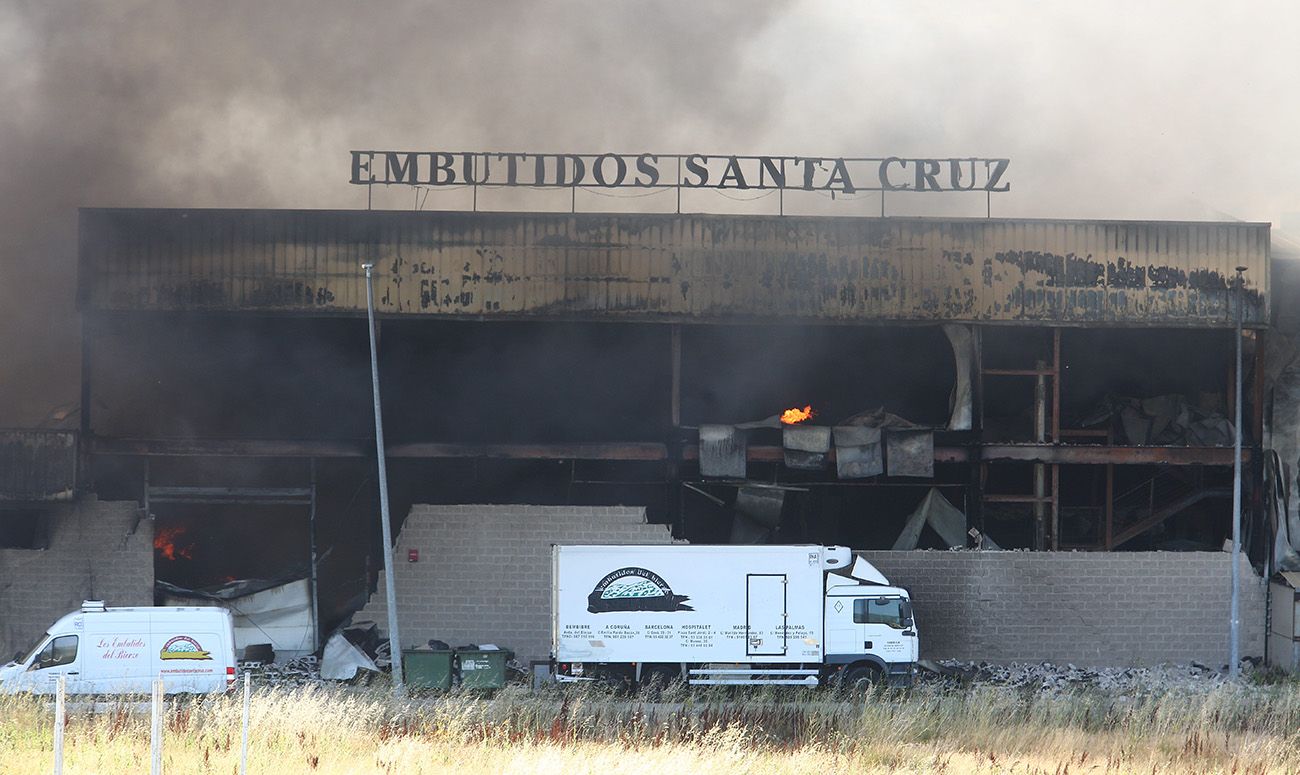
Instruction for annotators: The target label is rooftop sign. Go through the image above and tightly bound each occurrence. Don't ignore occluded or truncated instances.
[349,151,1010,194]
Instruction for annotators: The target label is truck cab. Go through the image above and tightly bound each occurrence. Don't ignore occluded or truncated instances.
[823,572,918,688]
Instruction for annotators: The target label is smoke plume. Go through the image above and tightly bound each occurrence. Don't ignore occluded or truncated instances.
[1,1,1297,424]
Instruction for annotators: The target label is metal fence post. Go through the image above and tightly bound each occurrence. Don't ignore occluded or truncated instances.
[150,678,163,775]
[239,672,251,775]
[52,675,65,775]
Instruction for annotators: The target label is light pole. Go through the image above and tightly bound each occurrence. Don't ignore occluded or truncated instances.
[363,262,404,695]
[1229,265,1246,679]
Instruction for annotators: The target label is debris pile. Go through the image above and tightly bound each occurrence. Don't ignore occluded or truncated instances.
[239,655,322,686]
[920,659,1258,694]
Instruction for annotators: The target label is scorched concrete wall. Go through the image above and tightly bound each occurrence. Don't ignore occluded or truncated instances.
[858,550,1267,666]
[355,505,675,665]
[0,497,154,659]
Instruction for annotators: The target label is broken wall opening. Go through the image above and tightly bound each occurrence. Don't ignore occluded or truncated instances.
[0,508,49,549]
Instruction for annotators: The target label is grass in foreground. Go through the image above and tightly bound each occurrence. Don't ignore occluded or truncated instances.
[0,681,1298,774]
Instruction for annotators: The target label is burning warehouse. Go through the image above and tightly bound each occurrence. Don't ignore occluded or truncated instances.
[1,186,1297,671]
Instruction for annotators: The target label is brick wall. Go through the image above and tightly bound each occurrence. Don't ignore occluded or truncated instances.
[0,497,154,658]
[858,550,1267,666]
[354,505,675,665]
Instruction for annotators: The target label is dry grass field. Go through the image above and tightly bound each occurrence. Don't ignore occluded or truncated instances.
[1,680,1298,774]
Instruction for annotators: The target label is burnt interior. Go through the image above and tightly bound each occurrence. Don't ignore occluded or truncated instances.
[81,311,1257,634]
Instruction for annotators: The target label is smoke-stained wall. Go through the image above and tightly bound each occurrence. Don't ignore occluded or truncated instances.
[0,498,154,660]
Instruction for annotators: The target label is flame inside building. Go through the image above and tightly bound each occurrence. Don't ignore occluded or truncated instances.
[780,405,814,425]
[153,525,194,562]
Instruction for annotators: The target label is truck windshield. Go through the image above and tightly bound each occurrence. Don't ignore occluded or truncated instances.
[853,597,907,629]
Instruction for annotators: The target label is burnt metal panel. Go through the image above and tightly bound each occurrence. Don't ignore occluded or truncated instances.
[79,209,1270,326]
[0,430,77,502]
[886,430,935,478]
[782,424,831,470]
[833,425,883,479]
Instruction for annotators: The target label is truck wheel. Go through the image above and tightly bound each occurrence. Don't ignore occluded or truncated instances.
[596,668,633,696]
[837,665,881,696]
[638,666,677,700]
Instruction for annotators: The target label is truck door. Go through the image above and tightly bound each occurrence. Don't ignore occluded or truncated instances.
[22,634,83,694]
[746,574,787,656]
[853,596,912,663]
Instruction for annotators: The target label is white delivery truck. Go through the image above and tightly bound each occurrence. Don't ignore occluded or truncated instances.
[552,545,918,689]
[0,601,238,695]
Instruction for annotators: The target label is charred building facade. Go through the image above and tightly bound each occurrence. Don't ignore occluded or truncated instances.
[1,207,1288,665]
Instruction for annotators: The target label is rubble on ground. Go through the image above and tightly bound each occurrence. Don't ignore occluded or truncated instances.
[918,658,1260,694]
[238,655,322,685]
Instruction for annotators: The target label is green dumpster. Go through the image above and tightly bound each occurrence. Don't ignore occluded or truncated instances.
[403,649,454,690]
[455,648,513,689]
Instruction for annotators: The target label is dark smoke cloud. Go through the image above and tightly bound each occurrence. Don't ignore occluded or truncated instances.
[1,1,1296,423]
[0,0,784,423]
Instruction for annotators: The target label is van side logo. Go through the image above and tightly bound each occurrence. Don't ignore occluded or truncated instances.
[587,567,693,613]
[159,636,212,661]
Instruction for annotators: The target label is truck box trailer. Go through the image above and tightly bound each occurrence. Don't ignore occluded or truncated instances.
[552,545,918,688]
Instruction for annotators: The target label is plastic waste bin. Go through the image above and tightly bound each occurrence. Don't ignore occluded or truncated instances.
[403,649,453,690]
[455,648,513,689]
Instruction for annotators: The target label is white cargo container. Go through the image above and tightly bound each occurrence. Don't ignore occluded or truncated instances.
[552,545,918,688]
[0,602,238,695]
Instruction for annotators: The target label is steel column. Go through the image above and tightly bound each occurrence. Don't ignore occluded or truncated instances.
[363,262,404,695]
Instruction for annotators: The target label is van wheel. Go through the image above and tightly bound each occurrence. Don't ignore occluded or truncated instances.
[837,665,881,696]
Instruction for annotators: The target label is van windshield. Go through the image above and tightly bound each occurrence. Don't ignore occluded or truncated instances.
[15,633,49,665]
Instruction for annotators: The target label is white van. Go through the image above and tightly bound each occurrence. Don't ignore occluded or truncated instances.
[0,601,238,695]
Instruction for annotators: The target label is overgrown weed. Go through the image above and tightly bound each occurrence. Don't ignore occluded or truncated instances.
[1,680,1297,773]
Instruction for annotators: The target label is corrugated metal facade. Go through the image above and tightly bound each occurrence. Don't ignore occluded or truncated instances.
[79,209,1269,326]
[0,431,77,502]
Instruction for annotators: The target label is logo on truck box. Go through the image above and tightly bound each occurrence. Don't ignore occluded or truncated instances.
[159,636,212,661]
[587,567,693,613]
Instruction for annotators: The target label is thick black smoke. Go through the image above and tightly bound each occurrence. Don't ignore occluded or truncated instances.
[1,1,1296,424]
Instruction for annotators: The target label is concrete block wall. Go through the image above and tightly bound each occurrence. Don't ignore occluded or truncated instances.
[0,498,154,658]
[859,550,1267,666]
[355,505,675,665]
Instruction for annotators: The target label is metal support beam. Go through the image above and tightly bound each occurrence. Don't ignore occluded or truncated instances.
[387,442,669,460]
[145,486,313,501]
[363,261,404,695]
[79,312,92,492]
[92,436,1248,468]
[308,459,320,654]
[1230,266,1246,679]
[89,438,366,458]
[980,445,1248,466]
[670,324,682,428]
[1034,359,1047,550]
[1104,462,1114,549]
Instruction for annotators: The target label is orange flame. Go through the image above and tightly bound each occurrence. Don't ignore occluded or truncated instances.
[154,525,195,561]
[780,405,814,425]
